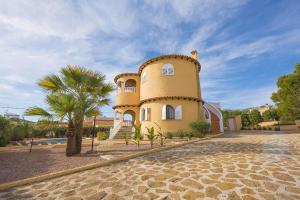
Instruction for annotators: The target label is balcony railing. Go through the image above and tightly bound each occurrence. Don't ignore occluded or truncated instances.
[124,87,136,93]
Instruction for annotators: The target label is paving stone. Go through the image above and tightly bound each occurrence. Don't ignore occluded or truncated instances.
[1,132,300,199]
[181,178,203,189]
[86,191,107,200]
[227,191,242,200]
[263,181,279,191]
[169,184,187,192]
[286,186,300,195]
[240,179,260,188]
[183,190,204,199]
[137,186,148,193]
[272,172,296,182]
[205,186,221,198]
[216,182,240,190]
[147,181,166,188]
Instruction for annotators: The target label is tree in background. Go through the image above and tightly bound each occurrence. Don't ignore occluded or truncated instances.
[241,112,251,127]
[262,108,280,122]
[272,63,300,121]
[0,116,12,147]
[262,110,273,121]
[249,109,263,126]
[25,65,113,156]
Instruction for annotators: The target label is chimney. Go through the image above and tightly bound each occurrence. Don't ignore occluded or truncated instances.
[191,50,198,60]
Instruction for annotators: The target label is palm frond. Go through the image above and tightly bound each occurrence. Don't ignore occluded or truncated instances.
[38,74,64,92]
[24,107,53,119]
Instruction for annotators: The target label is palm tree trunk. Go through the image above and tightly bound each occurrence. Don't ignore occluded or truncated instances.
[66,121,77,156]
[74,114,84,154]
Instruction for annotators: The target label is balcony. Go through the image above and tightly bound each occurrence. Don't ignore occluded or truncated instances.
[124,87,136,93]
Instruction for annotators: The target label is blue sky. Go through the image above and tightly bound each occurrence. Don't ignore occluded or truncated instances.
[0,0,299,119]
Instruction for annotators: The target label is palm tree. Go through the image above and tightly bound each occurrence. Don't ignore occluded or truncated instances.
[146,127,157,148]
[25,65,113,156]
[132,124,143,148]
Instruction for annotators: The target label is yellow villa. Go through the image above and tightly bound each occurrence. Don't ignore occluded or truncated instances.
[110,51,223,139]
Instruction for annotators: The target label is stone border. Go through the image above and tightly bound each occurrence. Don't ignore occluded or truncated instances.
[0,133,224,191]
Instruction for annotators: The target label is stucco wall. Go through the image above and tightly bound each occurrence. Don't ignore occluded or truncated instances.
[140,58,201,101]
[139,99,204,134]
[115,75,140,106]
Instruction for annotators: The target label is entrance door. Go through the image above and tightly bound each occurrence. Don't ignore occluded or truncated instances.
[228,118,235,131]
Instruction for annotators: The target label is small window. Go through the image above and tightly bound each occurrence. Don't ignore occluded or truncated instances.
[162,63,174,76]
[141,71,146,83]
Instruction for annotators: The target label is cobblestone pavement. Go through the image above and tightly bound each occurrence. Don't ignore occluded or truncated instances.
[1,131,300,200]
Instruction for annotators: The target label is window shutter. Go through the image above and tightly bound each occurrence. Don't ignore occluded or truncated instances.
[139,108,142,121]
[145,107,148,121]
[147,108,151,121]
[162,105,166,120]
[175,105,182,120]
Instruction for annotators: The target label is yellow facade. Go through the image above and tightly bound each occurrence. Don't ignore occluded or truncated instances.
[113,51,206,134]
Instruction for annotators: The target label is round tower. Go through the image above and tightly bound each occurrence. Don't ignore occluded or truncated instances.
[138,52,205,133]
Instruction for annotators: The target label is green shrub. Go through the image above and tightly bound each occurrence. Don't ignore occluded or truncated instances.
[176,130,185,138]
[0,137,7,147]
[189,121,210,137]
[184,131,194,140]
[97,132,109,141]
[166,132,173,139]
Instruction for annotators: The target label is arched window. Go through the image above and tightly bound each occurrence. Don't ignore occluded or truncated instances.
[166,105,175,119]
[162,63,174,76]
[125,79,136,87]
[124,79,136,93]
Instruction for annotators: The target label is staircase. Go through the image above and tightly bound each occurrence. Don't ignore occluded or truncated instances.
[112,126,133,139]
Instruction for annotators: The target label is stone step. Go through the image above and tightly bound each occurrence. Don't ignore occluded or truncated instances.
[112,126,132,139]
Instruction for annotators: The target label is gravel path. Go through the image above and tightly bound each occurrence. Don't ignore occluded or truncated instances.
[0,140,187,184]
[1,131,300,199]
[0,147,103,184]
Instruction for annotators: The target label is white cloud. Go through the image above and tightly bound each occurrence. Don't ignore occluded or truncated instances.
[0,0,298,119]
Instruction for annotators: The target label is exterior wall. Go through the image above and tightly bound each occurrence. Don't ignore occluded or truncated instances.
[210,111,220,134]
[139,99,204,134]
[115,75,140,106]
[140,58,200,101]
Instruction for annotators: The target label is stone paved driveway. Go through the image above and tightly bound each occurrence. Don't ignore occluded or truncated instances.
[1,131,300,200]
